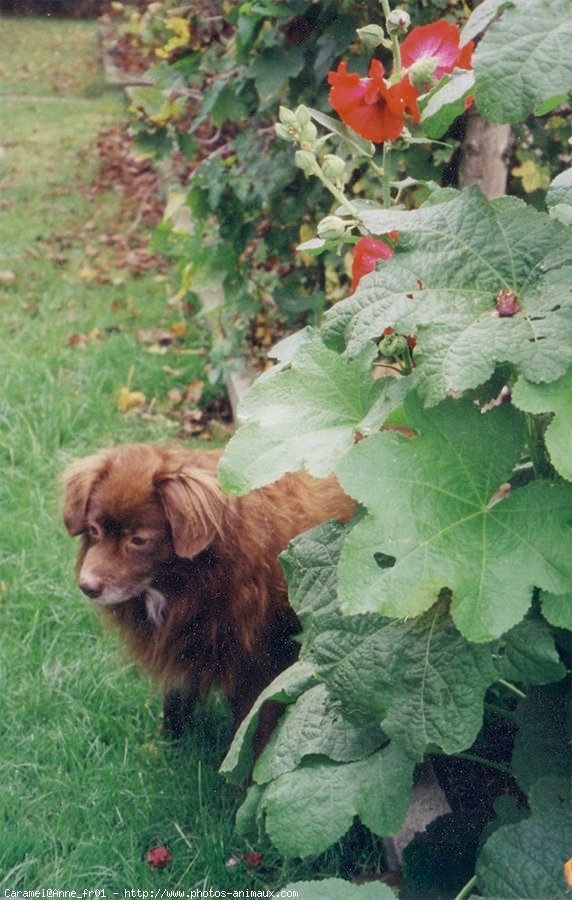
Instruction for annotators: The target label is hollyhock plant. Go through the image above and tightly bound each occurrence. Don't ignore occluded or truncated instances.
[352,235,394,290]
[328,58,420,143]
[400,19,473,84]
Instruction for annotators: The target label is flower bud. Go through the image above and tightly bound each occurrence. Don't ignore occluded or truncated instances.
[274,122,293,142]
[294,105,311,126]
[317,215,347,241]
[407,56,438,89]
[379,331,408,357]
[322,154,346,181]
[356,24,386,49]
[295,150,317,173]
[278,106,296,125]
[386,9,411,35]
[299,121,318,145]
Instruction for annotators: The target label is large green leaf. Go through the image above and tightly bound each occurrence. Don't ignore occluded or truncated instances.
[420,69,475,139]
[254,682,387,783]
[495,614,566,685]
[511,682,571,793]
[248,44,305,104]
[476,777,571,897]
[263,744,414,857]
[219,335,406,494]
[313,601,497,760]
[540,590,572,629]
[460,0,512,46]
[547,166,572,225]
[335,393,572,641]
[512,368,572,481]
[284,880,395,900]
[283,524,497,759]
[219,660,316,783]
[280,518,352,651]
[322,189,572,406]
[474,0,572,124]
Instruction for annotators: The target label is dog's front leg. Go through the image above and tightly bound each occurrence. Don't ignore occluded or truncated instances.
[162,685,197,738]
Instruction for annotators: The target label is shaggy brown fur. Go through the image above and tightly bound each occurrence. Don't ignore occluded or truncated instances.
[62,444,354,746]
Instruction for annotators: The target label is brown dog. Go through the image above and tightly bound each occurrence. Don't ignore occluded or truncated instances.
[62,444,354,746]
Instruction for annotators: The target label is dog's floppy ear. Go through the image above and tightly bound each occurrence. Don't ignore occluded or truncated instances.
[155,464,227,559]
[62,452,109,536]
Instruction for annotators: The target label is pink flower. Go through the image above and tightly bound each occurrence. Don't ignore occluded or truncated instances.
[145,845,173,868]
[400,20,474,83]
[243,851,264,866]
[352,236,394,290]
[328,59,420,144]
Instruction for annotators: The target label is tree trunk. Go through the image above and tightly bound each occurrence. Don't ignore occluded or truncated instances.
[458,105,514,198]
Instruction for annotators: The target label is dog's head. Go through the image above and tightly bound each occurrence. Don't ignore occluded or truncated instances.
[62,445,226,610]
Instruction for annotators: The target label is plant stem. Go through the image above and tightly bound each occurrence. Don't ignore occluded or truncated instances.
[380,0,402,76]
[382,141,392,208]
[525,412,555,479]
[433,749,512,776]
[455,751,512,776]
[498,678,526,700]
[484,701,517,722]
[311,162,361,217]
[454,875,477,900]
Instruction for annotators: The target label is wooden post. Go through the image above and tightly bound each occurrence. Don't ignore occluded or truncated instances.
[458,105,514,198]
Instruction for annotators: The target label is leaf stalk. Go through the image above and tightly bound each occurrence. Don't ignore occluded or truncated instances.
[454,875,477,900]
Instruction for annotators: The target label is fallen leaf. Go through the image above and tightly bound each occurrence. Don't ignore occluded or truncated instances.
[185,379,204,404]
[167,388,183,404]
[79,266,100,283]
[136,328,174,346]
[117,386,146,412]
[0,270,17,286]
[170,321,188,338]
[146,343,170,355]
[47,252,69,266]
[67,332,88,350]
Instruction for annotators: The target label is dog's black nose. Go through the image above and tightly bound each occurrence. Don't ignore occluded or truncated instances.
[79,577,103,599]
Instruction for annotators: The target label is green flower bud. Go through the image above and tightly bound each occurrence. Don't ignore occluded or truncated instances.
[274,122,293,142]
[379,331,408,357]
[278,106,296,125]
[317,215,347,241]
[407,56,438,89]
[295,150,317,173]
[356,23,385,50]
[299,121,318,145]
[386,9,411,35]
[294,105,311,126]
[322,154,346,181]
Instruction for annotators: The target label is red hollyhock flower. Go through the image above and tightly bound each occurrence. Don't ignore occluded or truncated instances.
[352,236,394,290]
[400,20,474,82]
[328,59,420,143]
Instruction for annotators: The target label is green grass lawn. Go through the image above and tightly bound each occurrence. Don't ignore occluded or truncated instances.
[0,15,367,892]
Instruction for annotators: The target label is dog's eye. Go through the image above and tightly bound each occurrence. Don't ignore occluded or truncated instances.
[128,536,147,547]
[86,525,100,539]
